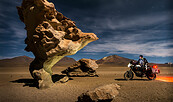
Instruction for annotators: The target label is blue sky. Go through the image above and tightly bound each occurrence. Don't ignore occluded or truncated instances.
[0,0,173,63]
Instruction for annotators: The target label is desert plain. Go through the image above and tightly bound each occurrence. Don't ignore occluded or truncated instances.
[0,66,172,102]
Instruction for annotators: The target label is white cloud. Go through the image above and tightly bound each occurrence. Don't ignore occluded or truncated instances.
[82,11,172,32]
[104,12,170,30]
[81,10,173,57]
[83,30,173,57]
[10,22,26,39]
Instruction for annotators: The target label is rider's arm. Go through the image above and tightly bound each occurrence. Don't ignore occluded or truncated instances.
[136,59,140,65]
[144,58,148,64]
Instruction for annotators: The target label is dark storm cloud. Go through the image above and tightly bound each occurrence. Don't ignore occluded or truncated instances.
[53,0,173,58]
[0,0,28,58]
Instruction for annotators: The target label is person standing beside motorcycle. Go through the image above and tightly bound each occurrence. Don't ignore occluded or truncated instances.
[136,55,148,71]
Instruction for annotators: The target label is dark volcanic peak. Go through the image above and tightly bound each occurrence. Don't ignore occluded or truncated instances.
[0,56,33,67]
[0,56,76,67]
[96,55,132,67]
[11,56,33,60]
[55,57,76,66]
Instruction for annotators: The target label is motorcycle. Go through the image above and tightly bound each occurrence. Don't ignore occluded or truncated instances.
[124,60,160,80]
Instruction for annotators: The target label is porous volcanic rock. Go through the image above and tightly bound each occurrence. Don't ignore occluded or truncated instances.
[77,84,120,102]
[17,0,98,89]
[61,58,98,77]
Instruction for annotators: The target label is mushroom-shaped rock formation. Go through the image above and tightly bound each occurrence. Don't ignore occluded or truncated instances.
[77,84,120,102]
[61,58,99,77]
[17,0,98,89]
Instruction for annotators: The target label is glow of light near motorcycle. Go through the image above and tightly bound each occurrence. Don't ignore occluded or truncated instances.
[156,76,173,82]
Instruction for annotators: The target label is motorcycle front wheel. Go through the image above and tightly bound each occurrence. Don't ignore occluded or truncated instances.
[147,73,156,80]
[124,70,134,80]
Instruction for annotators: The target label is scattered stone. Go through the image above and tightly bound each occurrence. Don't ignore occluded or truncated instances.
[59,76,69,83]
[61,58,99,77]
[17,0,98,89]
[77,84,120,102]
[52,74,70,83]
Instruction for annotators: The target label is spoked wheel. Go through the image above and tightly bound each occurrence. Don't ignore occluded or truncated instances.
[124,70,134,80]
[147,74,156,80]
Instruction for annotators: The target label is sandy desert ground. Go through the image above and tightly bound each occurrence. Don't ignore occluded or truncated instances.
[0,66,173,102]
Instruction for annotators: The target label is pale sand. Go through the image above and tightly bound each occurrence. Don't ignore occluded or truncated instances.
[0,66,172,102]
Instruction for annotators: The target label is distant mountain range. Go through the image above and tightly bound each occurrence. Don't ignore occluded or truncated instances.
[0,56,33,67]
[96,55,171,67]
[96,55,132,67]
[0,55,171,67]
[0,56,76,67]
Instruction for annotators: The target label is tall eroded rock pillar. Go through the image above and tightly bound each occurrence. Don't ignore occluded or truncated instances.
[17,0,98,89]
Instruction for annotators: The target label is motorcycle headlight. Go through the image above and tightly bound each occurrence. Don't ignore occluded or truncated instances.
[128,63,131,67]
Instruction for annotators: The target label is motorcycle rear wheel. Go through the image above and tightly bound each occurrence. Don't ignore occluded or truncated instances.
[124,70,134,80]
[147,73,156,80]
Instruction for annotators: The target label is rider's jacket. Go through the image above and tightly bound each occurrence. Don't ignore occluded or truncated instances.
[136,58,148,67]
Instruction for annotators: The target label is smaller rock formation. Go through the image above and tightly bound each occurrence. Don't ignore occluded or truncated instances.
[61,58,98,77]
[77,84,120,102]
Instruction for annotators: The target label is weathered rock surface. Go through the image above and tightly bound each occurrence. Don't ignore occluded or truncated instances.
[17,0,98,89]
[77,84,120,102]
[61,58,98,77]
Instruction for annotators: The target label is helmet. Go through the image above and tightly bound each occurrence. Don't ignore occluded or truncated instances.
[139,55,143,58]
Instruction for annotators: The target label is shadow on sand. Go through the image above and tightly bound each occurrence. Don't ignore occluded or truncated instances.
[52,74,73,83]
[10,79,39,88]
[10,74,74,88]
[65,75,99,77]
[114,78,149,81]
